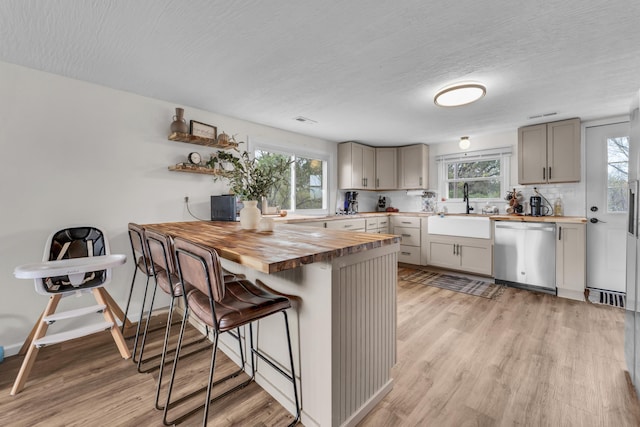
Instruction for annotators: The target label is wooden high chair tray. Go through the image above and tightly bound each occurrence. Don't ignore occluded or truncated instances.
[14,254,127,279]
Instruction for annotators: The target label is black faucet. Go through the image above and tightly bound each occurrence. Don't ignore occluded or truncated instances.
[463,182,474,214]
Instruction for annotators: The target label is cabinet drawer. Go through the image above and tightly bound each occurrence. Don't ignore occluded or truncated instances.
[394,227,421,246]
[391,216,421,228]
[378,218,389,228]
[365,217,379,230]
[398,245,420,265]
[326,218,366,231]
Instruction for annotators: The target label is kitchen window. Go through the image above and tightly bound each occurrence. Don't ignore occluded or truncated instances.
[437,148,511,200]
[254,147,328,213]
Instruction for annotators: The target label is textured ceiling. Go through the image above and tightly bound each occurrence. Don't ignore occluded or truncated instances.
[1,0,640,145]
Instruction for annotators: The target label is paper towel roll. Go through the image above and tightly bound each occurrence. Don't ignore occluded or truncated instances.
[406,190,425,196]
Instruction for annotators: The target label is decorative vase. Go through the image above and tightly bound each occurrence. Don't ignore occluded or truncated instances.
[170,107,189,133]
[239,200,261,230]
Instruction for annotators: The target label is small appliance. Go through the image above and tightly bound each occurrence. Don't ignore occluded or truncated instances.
[344,191,358,214]
[530,195,548,216]
[211,195,238,221]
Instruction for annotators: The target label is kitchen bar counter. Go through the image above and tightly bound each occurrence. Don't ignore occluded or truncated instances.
[144,220,399,274]
[142,220,399,427]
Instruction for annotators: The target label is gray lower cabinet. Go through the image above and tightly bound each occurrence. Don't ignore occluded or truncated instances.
[425,234,493,276]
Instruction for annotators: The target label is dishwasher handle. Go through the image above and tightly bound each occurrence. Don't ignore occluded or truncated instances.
[495,222,555,232]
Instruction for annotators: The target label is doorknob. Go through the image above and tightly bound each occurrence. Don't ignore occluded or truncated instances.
[590,218,607,224]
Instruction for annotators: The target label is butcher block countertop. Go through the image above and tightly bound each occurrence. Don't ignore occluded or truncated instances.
[143,220,400,274]
[489,214,587,224]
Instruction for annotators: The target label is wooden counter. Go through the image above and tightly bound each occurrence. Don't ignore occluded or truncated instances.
[143,220,399,274]
[141,220,399,427]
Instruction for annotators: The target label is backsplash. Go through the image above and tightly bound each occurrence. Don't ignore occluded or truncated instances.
[343,181,585,217]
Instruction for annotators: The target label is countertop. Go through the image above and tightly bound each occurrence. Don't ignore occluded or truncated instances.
[143,220,400,274]
[277,211,587,224]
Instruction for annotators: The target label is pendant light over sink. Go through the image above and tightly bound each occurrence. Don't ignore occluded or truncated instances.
[434,82,486,107]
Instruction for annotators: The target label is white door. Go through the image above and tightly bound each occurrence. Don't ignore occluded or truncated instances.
[586,121,630,292]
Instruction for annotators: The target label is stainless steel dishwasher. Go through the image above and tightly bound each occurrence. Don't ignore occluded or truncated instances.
[494,221,557,294]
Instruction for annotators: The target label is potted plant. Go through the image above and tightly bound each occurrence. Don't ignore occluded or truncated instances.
[207,147,292,230]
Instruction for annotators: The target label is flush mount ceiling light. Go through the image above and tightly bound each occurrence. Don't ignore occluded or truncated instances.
[459,136,471,150]
[434,83,486,107]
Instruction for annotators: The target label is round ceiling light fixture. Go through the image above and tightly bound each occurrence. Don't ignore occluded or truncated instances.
[434,82,486,107]
[459,136,471,150]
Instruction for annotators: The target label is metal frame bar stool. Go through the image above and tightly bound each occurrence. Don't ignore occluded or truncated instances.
[143,229,246,409]
[163,237,300,426]
[123,223,157,361]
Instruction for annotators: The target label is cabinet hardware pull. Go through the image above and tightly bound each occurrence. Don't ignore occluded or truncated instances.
[549,167,552,180]
[559,226,562,240]
[344,224,352,228]
[402,221,411,224]
[453,244,456,255]
[543,167,546,180]
[377,178,379,187]
[402,233,411,237]
[419,177,422,186]
[401,252,411,256]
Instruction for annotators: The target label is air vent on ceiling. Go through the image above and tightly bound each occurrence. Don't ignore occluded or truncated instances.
[528,112,558,120]
[293,116,317,124]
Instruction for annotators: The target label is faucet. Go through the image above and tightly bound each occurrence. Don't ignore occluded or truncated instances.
[463,182,474,214]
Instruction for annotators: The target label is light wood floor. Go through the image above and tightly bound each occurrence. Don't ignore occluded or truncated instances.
[1,268,639,426]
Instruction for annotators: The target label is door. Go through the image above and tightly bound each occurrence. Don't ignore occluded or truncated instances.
[586,121,630,292]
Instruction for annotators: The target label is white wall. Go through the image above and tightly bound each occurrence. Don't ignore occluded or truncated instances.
[0,61,337,354]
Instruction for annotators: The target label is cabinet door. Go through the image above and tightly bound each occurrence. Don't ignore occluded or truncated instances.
[362,145,376,189]
[518,123,548,184]
[375,147,397,189]
[338,142,354,189]
[427,239,460,270]
[351,143,366,189]
[399,144,429,189]
[547,118,580,183]
[459,239,493,276]
[556,223,586,300]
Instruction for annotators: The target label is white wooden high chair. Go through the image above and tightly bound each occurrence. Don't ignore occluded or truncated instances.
[10,226,131,395]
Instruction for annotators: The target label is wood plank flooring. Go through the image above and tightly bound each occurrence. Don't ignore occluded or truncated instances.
[1,267,639,426]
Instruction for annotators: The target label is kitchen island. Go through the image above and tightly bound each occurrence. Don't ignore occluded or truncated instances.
[143,220,400,427]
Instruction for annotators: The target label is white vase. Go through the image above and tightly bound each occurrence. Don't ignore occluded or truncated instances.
[239,200,261,230]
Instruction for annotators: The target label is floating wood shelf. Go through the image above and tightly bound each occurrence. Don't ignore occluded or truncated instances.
[168,132,238,149]
[168,164,222,176]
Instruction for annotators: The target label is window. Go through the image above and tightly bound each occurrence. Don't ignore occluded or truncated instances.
[255,147,328,213]
[445,159,501,199]
[607,136,629,213]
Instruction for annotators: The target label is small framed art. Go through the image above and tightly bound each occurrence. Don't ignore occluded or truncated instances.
[190,120,217,139]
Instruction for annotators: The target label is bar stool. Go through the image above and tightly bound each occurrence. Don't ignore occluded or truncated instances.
[123,223,157,361]
[164,237,300,426]
[143,229,246,409]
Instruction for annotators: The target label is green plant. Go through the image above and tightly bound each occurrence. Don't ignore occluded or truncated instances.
[207,148,293,201]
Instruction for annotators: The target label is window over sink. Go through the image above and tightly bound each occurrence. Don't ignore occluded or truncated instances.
[436,147,511,200]
[254,145,328,214]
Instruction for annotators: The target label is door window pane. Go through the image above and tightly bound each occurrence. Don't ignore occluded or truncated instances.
[607,137,629,212]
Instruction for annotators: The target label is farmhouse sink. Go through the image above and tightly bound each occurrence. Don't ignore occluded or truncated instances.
[427,215,491,239]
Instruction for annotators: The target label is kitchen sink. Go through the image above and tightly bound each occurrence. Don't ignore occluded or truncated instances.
[427,215,491,239]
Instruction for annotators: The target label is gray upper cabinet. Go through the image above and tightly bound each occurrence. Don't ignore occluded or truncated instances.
[398,144,429,189]
[518,118,581,185]
[375,147,397,189]
[338,142,375,190]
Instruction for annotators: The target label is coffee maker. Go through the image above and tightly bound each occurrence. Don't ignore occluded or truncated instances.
[530,195,544,216]
[344,191,358,214]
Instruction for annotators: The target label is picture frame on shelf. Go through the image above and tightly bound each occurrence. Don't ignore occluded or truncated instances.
[190,120,217,139]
